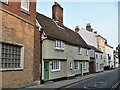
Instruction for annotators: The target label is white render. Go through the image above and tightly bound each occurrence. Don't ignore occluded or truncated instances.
[105,45,114,68]
[95,52,104,72]
[115,58,119,68]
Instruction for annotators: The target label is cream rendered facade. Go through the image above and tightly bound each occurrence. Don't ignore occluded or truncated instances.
[96,36,106,67]
[42,39,90,80]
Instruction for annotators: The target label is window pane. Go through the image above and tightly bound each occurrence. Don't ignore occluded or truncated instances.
[74,61,78,69]
[51,60,60,71]
[55,40,65,50]
[21,0,29,11]
[1,43,21,69]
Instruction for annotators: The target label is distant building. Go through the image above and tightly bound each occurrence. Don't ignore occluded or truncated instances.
[36,2,90,81]
[77,24,104,72]
[113,50,119,68]
[96,35,107,68]
[105,42,114,69]
[0,0,38,88]
[89,45,104,72]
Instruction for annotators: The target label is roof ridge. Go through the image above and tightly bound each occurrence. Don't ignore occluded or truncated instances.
[36,12,90,49]
[37,12,52,21]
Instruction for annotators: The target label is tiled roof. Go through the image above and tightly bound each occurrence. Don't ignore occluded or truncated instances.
[36,12,90,49]
[89,45,103,53]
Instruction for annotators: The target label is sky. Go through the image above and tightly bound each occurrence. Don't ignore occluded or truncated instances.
[36,0,119,49]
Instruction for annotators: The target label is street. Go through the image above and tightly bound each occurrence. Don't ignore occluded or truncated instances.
[61,68,120,90]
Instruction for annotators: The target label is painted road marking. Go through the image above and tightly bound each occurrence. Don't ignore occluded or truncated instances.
[111,80,120,90]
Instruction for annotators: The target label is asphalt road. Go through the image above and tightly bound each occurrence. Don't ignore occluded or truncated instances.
[62,68,120,90]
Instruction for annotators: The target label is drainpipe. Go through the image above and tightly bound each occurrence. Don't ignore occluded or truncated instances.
[39,28,44,84]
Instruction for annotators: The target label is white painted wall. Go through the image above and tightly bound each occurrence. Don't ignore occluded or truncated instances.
[115,58,119,68]
[105,45,114,68]
[95,52,104,72]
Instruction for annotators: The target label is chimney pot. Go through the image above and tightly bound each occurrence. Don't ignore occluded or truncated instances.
[75,26,80,33]
[86,23,92,32]
[94,31,97,34]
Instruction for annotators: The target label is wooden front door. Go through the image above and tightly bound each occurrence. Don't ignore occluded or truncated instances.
[44,61,49,81]
[89,61,94,73]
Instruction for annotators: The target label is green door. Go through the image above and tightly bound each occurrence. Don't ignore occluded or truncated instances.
[44,61,49,81]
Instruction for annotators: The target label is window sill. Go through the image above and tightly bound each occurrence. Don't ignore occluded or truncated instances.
[51,69,60,72]
[21,8,30,15]
[74,69,79,71]
[54,48,64,51]
[0,68,23,72]
[78,53,82,55]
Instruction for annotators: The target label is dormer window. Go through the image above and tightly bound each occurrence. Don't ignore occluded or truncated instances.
[0,0,8,4]
[21,0,29,13]
[55,40,64,50]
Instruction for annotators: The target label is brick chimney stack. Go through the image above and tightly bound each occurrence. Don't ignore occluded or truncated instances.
[86,23,93,32]
[52,2,63,23]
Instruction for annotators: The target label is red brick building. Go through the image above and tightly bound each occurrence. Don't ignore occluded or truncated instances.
[0,0,40,88]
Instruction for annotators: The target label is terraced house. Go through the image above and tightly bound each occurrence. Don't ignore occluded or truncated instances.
[77,23,104,73]
[0,0,39,88]
[105,42,114,69]
[36,2,90,82]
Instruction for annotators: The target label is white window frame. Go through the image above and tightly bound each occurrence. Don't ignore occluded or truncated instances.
[51,60,60,72]
[86,50,89,56]
[21,0,30,13]
[55,40,65,50]
[74,61,79,70]
[70,62,73,70]
[0,0,8,4]
[0,42,24,71]
[78,47,82,54]
[83,62,86,69]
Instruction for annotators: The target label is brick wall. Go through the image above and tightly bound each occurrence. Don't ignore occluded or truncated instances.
[0,0,36,24]
[33,27,40,81]
[1,10,35,88]
[0,0,38,88]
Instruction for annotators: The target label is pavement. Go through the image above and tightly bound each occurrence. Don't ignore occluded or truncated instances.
[22,69,116,89]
